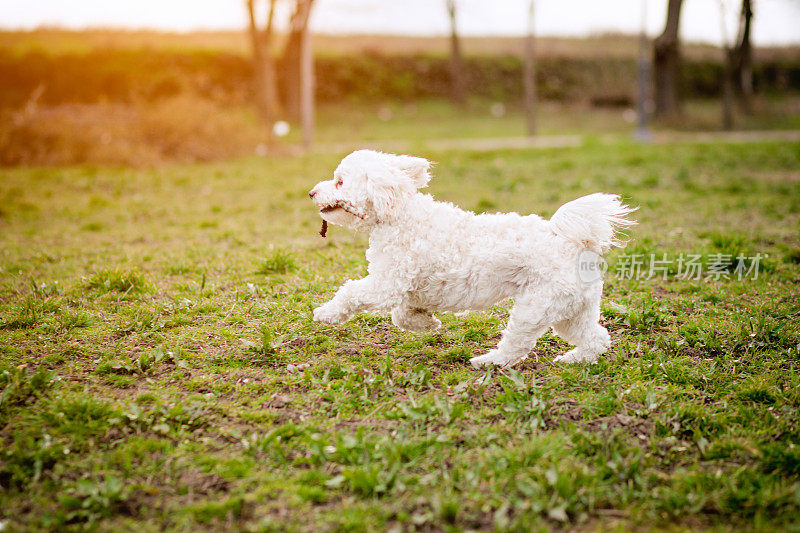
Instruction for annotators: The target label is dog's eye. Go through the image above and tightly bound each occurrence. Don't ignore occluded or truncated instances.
[335,177,343,188]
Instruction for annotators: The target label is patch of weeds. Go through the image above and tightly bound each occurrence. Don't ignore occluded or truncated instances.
[242,422,311,461]
[322,364,348,382]
[760,442,800,476]
[116,308,164,334]
[702,439,750,461]
[395,364,432,390]
[717,468,798,520]
[1,429,67,489]
[658,359,696,386]
[103,374,137,388]
[493,369,547,428]
[256,249,296,275]
[240,325,288,365]
[783,248,800,265]
[135,393,158,404]
[42,352,66,365]
[390,394,465,425]
[737,386,776,405]
[705,231,748,254]
[84,268,148,294]
[432,494,460,525]
[1,297,42,329]
[1,395,120,487]
[460,326,490,342]
[96,348,189,376]
[590,389,622,417]
[440,346,471,364]
[39,394,119,438]
[660,403,724,440]
[734,316,795,352]
[353,314,387,327]
[336,463,401,498]
[116,400,210,435]
[702,292,722,304]
[57,310,91,332]
[678,324,725,355]
[165,315,191,328]
[187,496,249,524]
[316,431,448,499]
[0,366,55,424]
[297,484,329,503]
[59,476,131,524]
[624,300,666,332]
[32,280,63,297]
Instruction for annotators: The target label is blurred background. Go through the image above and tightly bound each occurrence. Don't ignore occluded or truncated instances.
[0,0,798,166]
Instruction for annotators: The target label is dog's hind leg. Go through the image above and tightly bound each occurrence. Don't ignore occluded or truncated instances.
[391,305,441,332]
[469,301,552,369]
[552,303,610,364]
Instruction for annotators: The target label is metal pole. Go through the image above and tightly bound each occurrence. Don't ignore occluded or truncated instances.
[300,12,314,150]
[524,0,537,136]
[635,0,652,141]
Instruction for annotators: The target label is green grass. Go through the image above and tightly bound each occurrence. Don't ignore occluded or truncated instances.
[303,97,800,146]
[1,140,799,531]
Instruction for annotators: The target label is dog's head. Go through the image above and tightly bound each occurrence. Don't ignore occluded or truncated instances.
[309,149,431,230]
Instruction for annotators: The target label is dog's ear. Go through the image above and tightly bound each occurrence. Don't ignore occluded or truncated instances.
[390,154,432,189]
[366,166,415,221]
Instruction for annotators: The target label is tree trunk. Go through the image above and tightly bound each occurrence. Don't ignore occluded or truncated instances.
[247,0,280,141]
[653,0,683,117]
[635,0,651,141]
[719,0,735,130]
[523,0,537,136]
[722,49,735,130]
[279,0,314,122]
[731,0,753,113]
[446,0,466,105]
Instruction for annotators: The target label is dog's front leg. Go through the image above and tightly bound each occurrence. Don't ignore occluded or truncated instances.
[313,276,404,325]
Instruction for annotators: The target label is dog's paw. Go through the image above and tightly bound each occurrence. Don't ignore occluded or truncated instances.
[554,348,599,364]
[469,353,495,369]
[312,303,347,325]
[470,350,524,369]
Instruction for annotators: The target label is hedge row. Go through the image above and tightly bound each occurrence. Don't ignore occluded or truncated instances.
[1,49,798,109]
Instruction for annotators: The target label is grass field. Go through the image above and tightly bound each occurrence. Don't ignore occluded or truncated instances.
[310,97,800,144]
[1,140,799,531]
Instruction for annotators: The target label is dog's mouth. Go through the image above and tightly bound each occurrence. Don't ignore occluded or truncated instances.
[318,201,364,219]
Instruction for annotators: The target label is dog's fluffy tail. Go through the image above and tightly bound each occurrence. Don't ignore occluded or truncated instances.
[550,193,637,253]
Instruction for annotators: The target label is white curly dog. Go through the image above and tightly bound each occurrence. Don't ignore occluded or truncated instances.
[309,149,636,369]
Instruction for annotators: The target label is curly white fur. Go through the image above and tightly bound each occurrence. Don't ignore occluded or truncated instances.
[309,149,636,369]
